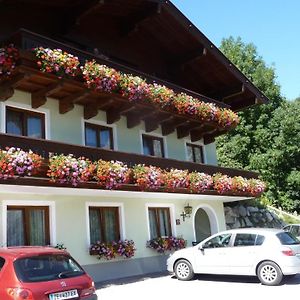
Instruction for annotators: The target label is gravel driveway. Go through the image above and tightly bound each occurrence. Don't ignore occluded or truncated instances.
[96,273,300,300]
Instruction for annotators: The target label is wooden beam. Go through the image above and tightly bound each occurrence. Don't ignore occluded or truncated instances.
[120,3,161,37]
[0,73,29,101]
[84,104,98,119]
[127,113,141,129]
[222,84,245,102]
[76,0,105,25]
[177,126,190,139]
[106,108,121,124]
[190,130,203,142]
[59,91,90,114]
[145,119,159,133]
[31,82,63,108]
[203,135,215,145]
[161,123,175,136]
[177,47,207,68]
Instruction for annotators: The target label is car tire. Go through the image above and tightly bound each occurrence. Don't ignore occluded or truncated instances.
[174,259,194,281]
[257,261,283,286]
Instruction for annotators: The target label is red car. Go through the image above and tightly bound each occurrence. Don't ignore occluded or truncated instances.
[0,246,97,300]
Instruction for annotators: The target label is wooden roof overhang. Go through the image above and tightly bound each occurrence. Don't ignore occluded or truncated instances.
[0,0,269,113]
[1,30,235,144]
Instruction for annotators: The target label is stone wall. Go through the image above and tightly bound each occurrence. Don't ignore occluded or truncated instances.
[224,204,285,229]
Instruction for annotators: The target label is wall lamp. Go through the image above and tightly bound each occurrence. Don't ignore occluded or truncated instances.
[181,203,193,221]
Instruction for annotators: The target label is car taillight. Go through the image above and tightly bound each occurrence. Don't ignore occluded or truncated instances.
[6,288,34,300]
[80,281,96,297]
[281,248,295,256]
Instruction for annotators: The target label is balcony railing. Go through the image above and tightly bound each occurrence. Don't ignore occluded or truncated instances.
[0,133,258,179]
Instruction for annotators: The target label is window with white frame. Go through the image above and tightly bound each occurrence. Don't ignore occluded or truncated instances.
[148,207,172,239]
[7,206,50,246]
[88,206,120,244]
[85,122,114,149]
[6,106,45,139]
[186,142,205,163]
[142,134,165,157]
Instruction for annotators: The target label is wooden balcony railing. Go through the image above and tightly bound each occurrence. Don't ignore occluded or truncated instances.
[0,133,259,179]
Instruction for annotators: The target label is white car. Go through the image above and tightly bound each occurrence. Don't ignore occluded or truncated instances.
[167,228,300,286]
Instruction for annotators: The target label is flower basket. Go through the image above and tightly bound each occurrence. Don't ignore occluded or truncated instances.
[147,236,186,253]
[34,47,80,78]
[164,168,189,190]
[0,44,19,79]
[213,173,233,194]
[232,176,250,193]
[47,154,94,186]
[94,159,131,189]
[89,240,136,260]
[188,172,213,193]
[0,147,42,179]
[132,164,165,190]
[248,178,266,196]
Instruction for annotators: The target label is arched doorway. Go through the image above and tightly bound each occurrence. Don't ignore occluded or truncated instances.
[193,206,218,243]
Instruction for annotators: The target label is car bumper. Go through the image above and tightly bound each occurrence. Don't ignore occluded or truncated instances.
[83,294,98,300]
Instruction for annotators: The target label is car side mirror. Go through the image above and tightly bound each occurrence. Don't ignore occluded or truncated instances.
[198,246,204,253]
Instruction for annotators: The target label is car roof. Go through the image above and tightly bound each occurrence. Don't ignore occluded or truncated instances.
[217,228,284,236]
[0,246,66,259]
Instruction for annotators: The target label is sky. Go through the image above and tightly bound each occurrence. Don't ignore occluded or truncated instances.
[171,0,300,101]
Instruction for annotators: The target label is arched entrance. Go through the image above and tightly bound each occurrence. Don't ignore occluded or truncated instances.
[193,205,219,243]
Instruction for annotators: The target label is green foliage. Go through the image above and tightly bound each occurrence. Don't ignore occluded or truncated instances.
[217,36,300,212]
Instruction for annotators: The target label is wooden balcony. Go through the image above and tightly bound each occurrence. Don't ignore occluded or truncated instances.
[1,29,234,145]
[0,133,259,180]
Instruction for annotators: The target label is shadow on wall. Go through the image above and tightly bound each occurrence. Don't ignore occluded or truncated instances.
[224,203,285,229]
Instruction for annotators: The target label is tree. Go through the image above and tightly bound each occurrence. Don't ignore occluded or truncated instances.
[216,37,300,212]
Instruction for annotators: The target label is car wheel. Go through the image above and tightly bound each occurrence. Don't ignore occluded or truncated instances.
[257,261,283,286]
[174,259,194,281]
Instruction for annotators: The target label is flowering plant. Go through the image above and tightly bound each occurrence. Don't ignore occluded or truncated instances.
[213,173,233,194]
[47,154,94,186]
[132,164,164,190]
[147,236,186,253]
[188,172,213,193]
[82,60,121,92]
[232,176,250,193]
[0,44,19,78]
[90,240,136,260]
[248,178,266,196]
[217,109,240,129]
[119,74,150,102]
[0,147,42,179]
[94,159,131,189]
[148,83,174,107]
[164,168,189,190]
[34,47,80,78]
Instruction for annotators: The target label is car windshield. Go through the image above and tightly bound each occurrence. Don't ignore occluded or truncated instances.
[276,232,300,245]
[14,254,85,283]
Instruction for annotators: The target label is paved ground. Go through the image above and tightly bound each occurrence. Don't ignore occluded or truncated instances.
[96,273,300,300]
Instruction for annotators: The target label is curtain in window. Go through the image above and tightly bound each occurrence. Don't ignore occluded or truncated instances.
[104,209,118,242]
[6,109,22,136]
[153,139,163,157]
[159,209,171,237]
[27,116,43,138]
[194,146,203,163]
[89,209,102,244]
[148,209,158,239]
[29,209,46,245]
[85,127,97,147]
[99,129,111,149]
[7,209,25,246]
[186,144,194,162]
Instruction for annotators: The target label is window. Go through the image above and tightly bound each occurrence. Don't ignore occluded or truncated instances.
[89,207,120,244]
[85,122,114,149]
[186,143,204,163]
[203,233,232,248]
[7,206,50,246]
[148,207,171,239]
[6,106,45,139]
[142,134,164,157]
[234,233,257,247]
[0,257,5,271]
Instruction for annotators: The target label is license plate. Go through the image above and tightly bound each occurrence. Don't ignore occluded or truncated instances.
[49,289,78,300]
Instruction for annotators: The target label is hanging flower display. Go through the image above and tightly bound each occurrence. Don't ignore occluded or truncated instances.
[213,173,233,194]
[232,176,250,193]
[188,172,213,193]
[94,159,131,189]
[47,154,94,186]
[164,168,189,190]
[89,239,136,260]
[148,83,174,107]
[81,60,121,92]
[0,44,19,78]
[132,164,165,190]
[34,47,80,78]
[146,236,186,253]
[0,147,42,179]
[248,178,266,196]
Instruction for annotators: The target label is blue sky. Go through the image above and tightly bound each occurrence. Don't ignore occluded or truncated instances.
[171,0,300,100]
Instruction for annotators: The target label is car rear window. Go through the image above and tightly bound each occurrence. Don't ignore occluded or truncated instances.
[276,232,300,245]
[0,257,5,271]
[14,254,85,283]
